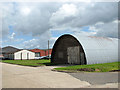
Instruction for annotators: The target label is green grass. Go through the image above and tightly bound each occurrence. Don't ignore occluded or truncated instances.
[1,60,120,72]
[1,59,54,67]
[54,62,120,72]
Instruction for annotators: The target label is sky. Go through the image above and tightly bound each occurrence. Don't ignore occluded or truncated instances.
[0,1,119,49]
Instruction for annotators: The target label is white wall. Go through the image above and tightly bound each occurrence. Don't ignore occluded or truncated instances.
[74,35,118,64]
[14,50,35,60]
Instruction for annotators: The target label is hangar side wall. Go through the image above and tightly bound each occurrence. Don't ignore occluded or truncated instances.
[75,36,118,64]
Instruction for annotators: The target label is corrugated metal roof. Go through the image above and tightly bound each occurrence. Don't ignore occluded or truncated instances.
[2,46,20,53]
[72,34,118,64]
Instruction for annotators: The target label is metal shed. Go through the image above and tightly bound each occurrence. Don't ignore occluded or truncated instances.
[51,34,118,65]
[2,46,20,59]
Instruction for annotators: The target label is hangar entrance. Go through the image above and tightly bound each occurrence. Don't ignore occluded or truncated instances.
[67,46,80,64]
[51,34,87,65]
[67,46,85,64]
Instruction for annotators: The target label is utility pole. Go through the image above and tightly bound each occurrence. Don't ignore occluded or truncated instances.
[48,40,49,60]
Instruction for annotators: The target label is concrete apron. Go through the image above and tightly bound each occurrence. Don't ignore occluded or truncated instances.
[1,63,90,88]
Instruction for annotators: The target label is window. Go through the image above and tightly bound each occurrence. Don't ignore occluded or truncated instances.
[35,52,40,57]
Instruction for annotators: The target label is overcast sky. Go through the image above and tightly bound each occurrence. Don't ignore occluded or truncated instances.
[0,1,118,49]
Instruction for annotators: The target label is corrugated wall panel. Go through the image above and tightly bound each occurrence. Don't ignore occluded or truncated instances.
[73,35,118,64]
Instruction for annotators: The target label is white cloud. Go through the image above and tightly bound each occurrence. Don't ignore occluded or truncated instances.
[1,2,118,49]
[1,2,61,37]
[2,2,118,36]
[19,30,56,49]
[22,38,38,49]
[50,2,117,28]
[20,7,31,16]
[10,32,15,39]
[50,4,78,27]
[75,31,96,36]
[95,20,118,38]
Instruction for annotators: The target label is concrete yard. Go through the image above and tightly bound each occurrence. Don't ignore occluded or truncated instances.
[1,63,90,88]
[0,62,119,88]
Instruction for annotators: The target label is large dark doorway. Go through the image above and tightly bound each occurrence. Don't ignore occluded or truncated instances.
[51,34,87,65]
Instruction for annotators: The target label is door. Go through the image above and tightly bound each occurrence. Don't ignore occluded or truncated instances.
[67,46,80,64]
[80,52,85,65]
[27,53,29,60]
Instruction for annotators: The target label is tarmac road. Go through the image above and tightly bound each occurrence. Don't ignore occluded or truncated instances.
[69,72,118,85]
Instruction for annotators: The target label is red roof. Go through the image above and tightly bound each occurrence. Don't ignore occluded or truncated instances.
[30,49,52,56]
[30,49,44,52]
[30,49,45,56]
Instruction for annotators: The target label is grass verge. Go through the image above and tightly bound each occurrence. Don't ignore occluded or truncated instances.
[1,59,56,67]
[54,62,120,72]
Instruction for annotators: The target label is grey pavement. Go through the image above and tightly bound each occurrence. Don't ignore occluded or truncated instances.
[1,62,119,88]
[1,62,90,88]
[69,72,118,85]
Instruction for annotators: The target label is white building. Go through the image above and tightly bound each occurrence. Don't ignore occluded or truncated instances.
[14,50,35,60]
